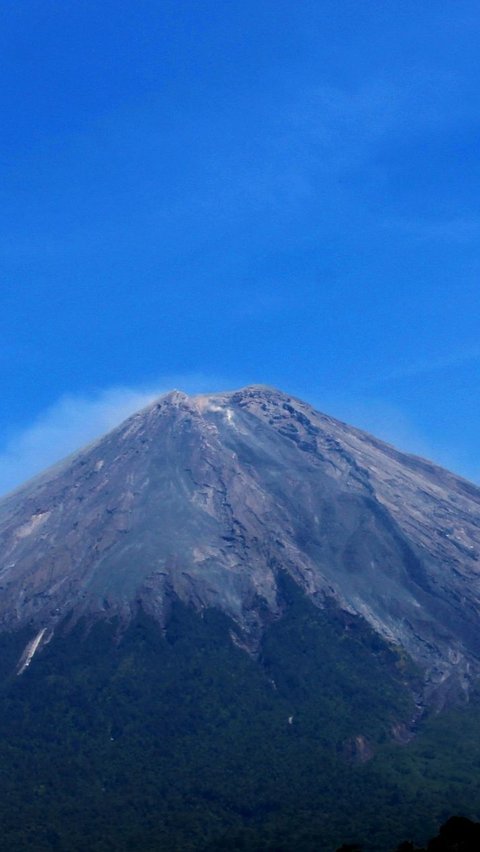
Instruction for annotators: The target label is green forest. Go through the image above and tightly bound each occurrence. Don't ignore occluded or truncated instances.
[0,581,480,851]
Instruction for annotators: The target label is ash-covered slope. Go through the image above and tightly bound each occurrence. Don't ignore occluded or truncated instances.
[1,385,480,695]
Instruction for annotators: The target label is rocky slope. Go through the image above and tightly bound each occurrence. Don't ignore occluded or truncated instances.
[1,385,480,701]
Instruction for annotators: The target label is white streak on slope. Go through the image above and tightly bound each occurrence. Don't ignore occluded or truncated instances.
[17,627,48,675]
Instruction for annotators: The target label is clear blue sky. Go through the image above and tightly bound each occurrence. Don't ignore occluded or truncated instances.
[1,1,480,492]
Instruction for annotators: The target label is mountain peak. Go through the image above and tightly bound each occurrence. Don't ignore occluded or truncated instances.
[160,389,190,403]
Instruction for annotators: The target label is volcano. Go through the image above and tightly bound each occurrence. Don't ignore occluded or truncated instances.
[1,385,480,851]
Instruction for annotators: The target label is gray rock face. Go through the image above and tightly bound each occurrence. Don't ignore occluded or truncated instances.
[1,385,480,697]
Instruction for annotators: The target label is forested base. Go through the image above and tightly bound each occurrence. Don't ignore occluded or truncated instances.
[0,584,478,851]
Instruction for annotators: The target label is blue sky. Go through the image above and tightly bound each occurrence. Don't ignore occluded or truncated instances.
[1,0,480,493]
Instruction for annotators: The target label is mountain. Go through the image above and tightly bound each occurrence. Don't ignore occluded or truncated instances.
[2,385,480,699]
[1,385,480,850]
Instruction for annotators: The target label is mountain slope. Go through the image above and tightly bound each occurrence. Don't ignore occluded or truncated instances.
[1,586,480,852]
[0,591,419,852]
[1,385,480,700]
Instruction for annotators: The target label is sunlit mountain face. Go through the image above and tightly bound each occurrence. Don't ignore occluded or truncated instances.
[1,386,480,851]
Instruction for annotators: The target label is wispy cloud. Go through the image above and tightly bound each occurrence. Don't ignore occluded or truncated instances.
[368,348,480,386]
[384,217,480,243]
[246,66,480,217]
[0,374,228,497]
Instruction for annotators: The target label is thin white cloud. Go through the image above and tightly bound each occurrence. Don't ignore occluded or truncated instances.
[368,349,480,385]
[247,68,480,215]
[0,374,229,497]
[384,217,480,243]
